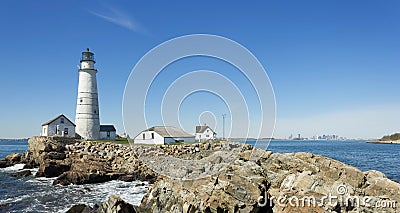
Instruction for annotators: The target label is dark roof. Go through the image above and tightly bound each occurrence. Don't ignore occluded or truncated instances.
[145,126,194,138]
[100,125,116,132]
[196,126,214,133]
[42,114,75,126]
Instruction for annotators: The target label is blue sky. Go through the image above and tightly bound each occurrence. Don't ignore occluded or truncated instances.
[0,1,399,139]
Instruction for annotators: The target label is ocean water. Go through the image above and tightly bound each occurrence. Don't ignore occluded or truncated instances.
[1,139,399,212]
[0,140,148,213]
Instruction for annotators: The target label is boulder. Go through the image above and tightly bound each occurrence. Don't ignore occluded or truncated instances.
[66,195,137,213]
[22,160,38,169]
[0,159,8,168]
[95,195,136,213]
[66,204,93,213]
[36,161,70,178]
[47,152,66,160]
[0,153,22,168]
[53,171,118,186]
[10,170,32,177]
[5,153,21,163]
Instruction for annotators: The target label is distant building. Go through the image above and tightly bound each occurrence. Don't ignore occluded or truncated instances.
[195,125,216,142]
[42,114,76,138]
[100,125,116,140]
[134,126,195,145]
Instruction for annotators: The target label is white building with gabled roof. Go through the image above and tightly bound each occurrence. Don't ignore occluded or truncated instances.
[134,126,195,145]
[195,125,216,142]
[100,125,116,140]
[41,114,76,138]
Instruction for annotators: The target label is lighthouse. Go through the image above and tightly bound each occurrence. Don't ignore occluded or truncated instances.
[75,48,100,140]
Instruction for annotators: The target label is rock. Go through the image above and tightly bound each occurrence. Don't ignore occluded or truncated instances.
[5,153,21,163]
[66,204,93,213]
[26,136,76,165]
[10,170,32,177]
[36,161,70,178]
[139,159,272,212]
[260,152,400,212]
[53,171,117,186]
[96,195,136,213]
[47,152,66,160]
[0,153,22,168]
[117,174,137,182]
[0,159,8,168]
[22,160,38,169]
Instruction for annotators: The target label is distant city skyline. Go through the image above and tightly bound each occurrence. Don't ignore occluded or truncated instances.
[0,1,399,139]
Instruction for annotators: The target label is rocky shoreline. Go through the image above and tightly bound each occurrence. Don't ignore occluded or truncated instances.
[366,140,400,144]
[1,136,400,212]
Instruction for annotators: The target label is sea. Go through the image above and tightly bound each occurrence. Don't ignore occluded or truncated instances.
[0,140,148,213]
[1,139,399,212]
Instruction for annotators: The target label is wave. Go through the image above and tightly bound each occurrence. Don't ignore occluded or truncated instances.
[0,173,148,213]
[0,163,25,172]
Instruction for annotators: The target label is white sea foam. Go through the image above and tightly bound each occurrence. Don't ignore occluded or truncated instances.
[28,177,148,212]
[1,165,148,213]
[0,163,25,172]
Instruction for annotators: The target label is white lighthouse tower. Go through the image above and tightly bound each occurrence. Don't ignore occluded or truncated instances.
[75,48,100,140]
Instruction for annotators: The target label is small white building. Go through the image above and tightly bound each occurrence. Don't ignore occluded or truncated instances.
[100,125,116,140]
[195,125,216,142]
[42,114,76,138]
[134,126,195,145]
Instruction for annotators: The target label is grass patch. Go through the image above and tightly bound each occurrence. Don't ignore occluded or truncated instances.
[83,138,130,144]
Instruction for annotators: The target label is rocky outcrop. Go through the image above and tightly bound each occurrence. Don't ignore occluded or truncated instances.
[66,195,137,213]
[21,137,400,212]
[0,153,22,168]
[10,170,32,177]
[260,152,400,212]
[139,160,272,212]
[36,161,70,178]
[135,144,400,213]
[66,204,92,213]
[96,195,137,213]
[53,171,120,186]
[24,136,154,185]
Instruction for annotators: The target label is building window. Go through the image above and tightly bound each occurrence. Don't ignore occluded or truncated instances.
[64,128,68,135]
[60,118,64,124]
[43,127,46,134]
[143,133,145,140]
[107,131,110,137]
[94,110,97,113]
[206,135,209,137]
[151,133,154,139]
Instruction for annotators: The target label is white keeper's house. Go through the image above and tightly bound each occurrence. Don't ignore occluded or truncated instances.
[134,126,195,145]
[100,125,116,140]
[41,114,76,138]
[195,125,216,142]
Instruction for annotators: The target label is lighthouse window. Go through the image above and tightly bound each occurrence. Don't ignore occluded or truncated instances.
[94,110,97,113]
[80,99,83,103]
